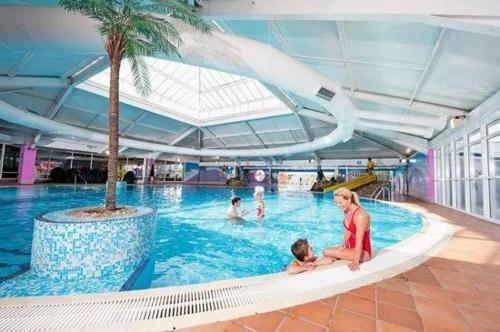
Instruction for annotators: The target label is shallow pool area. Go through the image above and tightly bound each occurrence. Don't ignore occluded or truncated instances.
[0,185,422,297]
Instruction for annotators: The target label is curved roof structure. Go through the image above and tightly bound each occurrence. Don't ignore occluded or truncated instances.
[0,0,499,162]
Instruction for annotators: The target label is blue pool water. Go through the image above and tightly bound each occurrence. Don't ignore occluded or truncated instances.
[0,185,422,297]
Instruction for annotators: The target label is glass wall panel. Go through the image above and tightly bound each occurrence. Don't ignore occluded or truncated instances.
[469,130,481,143]
[1,145,20,178]
[437,181,442,204]
[490,179,500,220]
[488,135,500,177]
[456,149,465,178]
[456,180,466,210]
[445,180,452,206]
[445,146,452,179]
[488,120,500,136]
[470,179,484,215]
[469,143,482,178]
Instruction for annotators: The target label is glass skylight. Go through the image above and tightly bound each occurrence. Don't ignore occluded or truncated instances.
[85,57,288,122]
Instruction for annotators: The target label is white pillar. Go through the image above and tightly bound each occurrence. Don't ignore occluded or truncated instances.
[464,136,471,212]
[89,153,93,169]
[481,124,490,218]
[70,152,74,169]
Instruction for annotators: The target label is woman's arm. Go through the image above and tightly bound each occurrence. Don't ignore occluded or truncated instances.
[341,229,350,248]
[349,212,369,271]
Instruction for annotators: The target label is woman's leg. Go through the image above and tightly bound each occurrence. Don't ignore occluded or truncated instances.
[323,247,370,262]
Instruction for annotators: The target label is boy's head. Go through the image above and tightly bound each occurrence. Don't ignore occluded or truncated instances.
[291,239,313,262]
[368,157,372,161]
[231,196,241,207]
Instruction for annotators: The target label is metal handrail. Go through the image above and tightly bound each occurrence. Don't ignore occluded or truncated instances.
[370,185,392,201]
[74,173,88,187]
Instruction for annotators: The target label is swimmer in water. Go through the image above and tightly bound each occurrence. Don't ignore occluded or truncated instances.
[254,188,265,220]
[227,196,249,219]
[287,239,333,274]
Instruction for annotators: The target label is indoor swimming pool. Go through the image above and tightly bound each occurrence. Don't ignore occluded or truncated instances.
[0,185,422,297]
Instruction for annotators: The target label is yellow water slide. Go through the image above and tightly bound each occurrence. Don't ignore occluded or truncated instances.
[323,174,377,193]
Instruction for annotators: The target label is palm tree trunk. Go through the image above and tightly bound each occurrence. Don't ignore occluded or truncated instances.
[106,57,121,210]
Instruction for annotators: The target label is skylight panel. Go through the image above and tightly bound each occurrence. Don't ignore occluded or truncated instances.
[84,57,287,122]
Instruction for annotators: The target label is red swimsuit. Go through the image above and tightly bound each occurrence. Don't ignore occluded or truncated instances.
[343,208,372,256]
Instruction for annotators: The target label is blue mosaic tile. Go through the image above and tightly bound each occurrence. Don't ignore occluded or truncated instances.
[30,206,157,281]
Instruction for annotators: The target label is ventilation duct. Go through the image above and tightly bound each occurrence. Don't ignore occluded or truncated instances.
[316,87,336,101]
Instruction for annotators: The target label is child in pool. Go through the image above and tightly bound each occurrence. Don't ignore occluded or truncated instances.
[227,196,249,219]
[287,239,333,274]
[254,187,265,219]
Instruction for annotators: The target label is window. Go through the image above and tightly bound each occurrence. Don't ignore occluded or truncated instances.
[469,143,482,178]
[488,120,500,136]
[469,143,483,215]
[456,136,465,148]
[471,179,484,215]
[456,149,466,210]
[488,135,500,177]
[489,132,500,220]
[469,130,481,143]
[1,145,20,179]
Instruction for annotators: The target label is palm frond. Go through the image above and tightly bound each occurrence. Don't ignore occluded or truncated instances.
[126,43,152,97]
[60,0,210,98]
[140,0,211,33]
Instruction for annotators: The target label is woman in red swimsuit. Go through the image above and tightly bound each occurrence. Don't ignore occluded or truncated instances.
[323,187,372,271]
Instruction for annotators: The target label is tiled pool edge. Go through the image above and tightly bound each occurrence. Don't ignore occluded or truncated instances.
[0,202,453,331]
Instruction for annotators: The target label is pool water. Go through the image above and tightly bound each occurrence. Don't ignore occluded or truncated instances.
[0,185,422,297]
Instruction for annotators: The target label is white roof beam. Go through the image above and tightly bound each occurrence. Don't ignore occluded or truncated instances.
[0,88,32,95]
[336,21,357,92]
[168,126,198,146]
[202,0,500,37]
[7,52,34,78]
[199,78,253,94]
[148,65,197,91]
[406,28,446,111]
[70,56,109,86]
[354,131,406,158]
[245,121,268,148]
[347,89,466,117]
[298,108,434,138]
[293,55,425,72]
[357,111,447,130]
[121,112,149,135]
[358,120,433,138]
[200,127,227,147]
[0,76,69,89]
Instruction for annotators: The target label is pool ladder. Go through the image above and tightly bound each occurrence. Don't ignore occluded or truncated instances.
[73,173,88,188]
[370,185,392,201]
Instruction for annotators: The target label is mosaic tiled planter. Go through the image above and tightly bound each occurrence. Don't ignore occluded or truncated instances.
[31,206,157,280]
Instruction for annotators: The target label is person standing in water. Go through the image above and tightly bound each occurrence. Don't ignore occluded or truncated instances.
[227,196,249,219]
[254,187,265,220]
[323,187,372,271]
[149,163,155,184]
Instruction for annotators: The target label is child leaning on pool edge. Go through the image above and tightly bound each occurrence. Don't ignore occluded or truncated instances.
[287,239,333,274]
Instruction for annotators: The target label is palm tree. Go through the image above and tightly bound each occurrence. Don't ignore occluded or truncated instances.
[59,0,210,210]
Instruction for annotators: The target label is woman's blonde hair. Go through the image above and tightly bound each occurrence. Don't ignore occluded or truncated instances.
[334,187,361,207]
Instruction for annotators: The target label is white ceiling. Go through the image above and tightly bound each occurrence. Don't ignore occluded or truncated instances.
[0,1,499,161]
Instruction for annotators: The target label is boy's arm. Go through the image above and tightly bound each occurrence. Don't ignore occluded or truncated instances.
[312,256,334,267]
[227,207,237,218]
[287,261,313,274]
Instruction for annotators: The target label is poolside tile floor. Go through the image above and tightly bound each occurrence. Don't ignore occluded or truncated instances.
[182,200,500,331]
